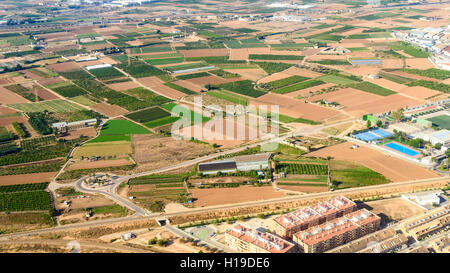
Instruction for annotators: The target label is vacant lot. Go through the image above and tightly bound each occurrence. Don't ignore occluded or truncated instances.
[131,134,214,172]
[362,198,426,221]
[73,141,132,159]
[190,186,285,207]
[67,159,132,170]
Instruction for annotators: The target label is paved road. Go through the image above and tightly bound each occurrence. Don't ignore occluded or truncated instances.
[1,176,448,241]
[0,239,152,253]
[74,175,150,216]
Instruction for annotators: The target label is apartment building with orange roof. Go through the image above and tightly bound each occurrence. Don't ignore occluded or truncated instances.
[225,224,296,253]
[272,195,357,239]
[293,208,381,253]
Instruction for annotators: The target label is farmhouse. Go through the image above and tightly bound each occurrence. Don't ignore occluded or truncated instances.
[198,153,272,175]
[52,118,97,132]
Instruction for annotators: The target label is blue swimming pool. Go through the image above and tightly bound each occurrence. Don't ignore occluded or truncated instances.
[384,142,420,157]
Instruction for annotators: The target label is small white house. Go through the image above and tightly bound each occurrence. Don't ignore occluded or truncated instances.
[122,232,136,241]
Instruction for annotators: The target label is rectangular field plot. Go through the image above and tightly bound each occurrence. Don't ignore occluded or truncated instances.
[161,103,210,125]
[88,66,126,80]
[0,190,52,212]
[265,75,310,90]
[144,116,180,128]
[70,95,96,106]
[349,82,396,96]
[217,80,266,98]
[123,87,172,106]
[427,115,450,130]
[271,79,324,94]
[50,83,87,98]
[317,74,360,85]
[72,141,132,159]
[208,90,249,105]
[100,120,150,135]
[8,99,85,113]
[125,106,171,123]
[115,60,166,78]
[275,163,328,175]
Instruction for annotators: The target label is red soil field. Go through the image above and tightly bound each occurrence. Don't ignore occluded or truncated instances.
[0,86,30,104]
[47,62,80,72]
[38,77,65,86]
[0,172,58,186]
[137,76,185,99]
[107,81,140,91]
[250,93,340,122]
[190,186,285,207]
[68,159,131,170]
[398,86,441,100]
[91,103,128,117]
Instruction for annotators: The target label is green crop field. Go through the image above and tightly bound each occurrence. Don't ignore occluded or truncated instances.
[0,191,52,212]
[272,79,324,94]
[265,75,310,90]
[145,57,184,65]
[208,90,249,106]
[176,72,210,80]
[330,160,389,189]
[164,82,197,95]
[317,74,360,85]
[115,60,166,78]
[70,95,96,106]
[8,100,85,113]
[217,80,266,98]
[125,106,171,123]
[252,62,294,74]
[88,67,126,80]
[379,71,414,84]
[400,68,450,80]
[161,103,210,125]
[123,87,172,105]
[349,81,396,96]
[51,83,87,98]
[100,120,150,135]
[275,163,328,175]
[144,116,180,128]
[427,115,450,130]
[249,54,304,60]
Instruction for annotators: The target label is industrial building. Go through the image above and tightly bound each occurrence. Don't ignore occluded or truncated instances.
[401,190,443,209]
[272,196,357,239]
[198,153,272,175]
[293,209,381,253]
[52,119,97,132]
[225,224,296,253]
[399,204,450,241]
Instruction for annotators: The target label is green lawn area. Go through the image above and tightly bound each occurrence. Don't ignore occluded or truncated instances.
[427,115,450,130]
[100,120,150,135]
[125,107,171,123]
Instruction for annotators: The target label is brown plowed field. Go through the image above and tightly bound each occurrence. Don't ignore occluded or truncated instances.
[60,127,97,140]
[0,86,30,104]
[190,186,285,207]
[34,88,60,100]
[278,185,328,193]
[172,80,203,92]
[307,142,440,182]
[0,172,57,186]
[398,86,441,100]
[306,88,420,117]
[67,159,132,170]
[47,62,80,72]
[250,93,340,121]
[138,76,185,99]
[107,81,140,91]
[91,103,128,117]
[38,77,65,86]
[224,69,267,81]
[405,58,435,69]
[366,78,406,92]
